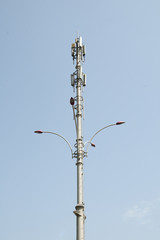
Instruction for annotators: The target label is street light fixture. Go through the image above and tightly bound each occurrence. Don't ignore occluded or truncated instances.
[34,36,125,240]
[34,121,125,157]
[34,130,73,157]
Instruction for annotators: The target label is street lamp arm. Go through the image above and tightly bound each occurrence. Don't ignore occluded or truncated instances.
[34,130,73,158]
[85,121,125,155]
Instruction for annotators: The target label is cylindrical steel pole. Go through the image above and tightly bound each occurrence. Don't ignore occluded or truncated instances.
[71,36,86,240]
[76,38,84,240]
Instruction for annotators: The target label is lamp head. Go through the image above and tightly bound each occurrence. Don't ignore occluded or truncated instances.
[34,130,43,134]
[116,121,125,125]
[91,143,96,147]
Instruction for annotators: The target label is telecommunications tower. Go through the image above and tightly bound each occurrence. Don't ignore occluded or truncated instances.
[71,36,86,240]
[34,35,125,240]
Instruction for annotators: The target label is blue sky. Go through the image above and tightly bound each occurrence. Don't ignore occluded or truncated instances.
[0,0,160,239]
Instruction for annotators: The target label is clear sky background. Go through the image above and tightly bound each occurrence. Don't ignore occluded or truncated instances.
[1,0,160,239]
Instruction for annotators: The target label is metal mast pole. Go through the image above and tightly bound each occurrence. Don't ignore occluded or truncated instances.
[71,36,86,240]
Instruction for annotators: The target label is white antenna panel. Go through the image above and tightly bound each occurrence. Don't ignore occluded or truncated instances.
[71,74,74,86]
[83,45,86,56]
[83,74,86,86]
[79,37,82,47]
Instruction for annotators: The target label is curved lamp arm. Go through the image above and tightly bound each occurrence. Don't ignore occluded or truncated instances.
[85,121,125,156]
[34,130,73,158]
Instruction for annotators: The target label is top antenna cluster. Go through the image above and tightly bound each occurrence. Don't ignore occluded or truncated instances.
[71,36,86,64]
[71,36,86,89]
